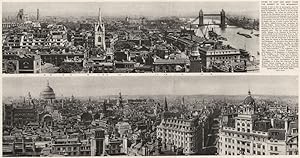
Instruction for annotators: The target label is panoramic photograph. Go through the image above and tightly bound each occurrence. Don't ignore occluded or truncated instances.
[2,1,259,73]
[3,75,298,156]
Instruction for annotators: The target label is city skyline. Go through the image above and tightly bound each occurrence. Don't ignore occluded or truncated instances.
[3,1,259,18]
[3,76,298,97]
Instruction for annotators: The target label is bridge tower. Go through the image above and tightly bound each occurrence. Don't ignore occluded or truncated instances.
[198,9,204,27]
[220,9,226,28]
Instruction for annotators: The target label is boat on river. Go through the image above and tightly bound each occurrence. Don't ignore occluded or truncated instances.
[237,32,252,38]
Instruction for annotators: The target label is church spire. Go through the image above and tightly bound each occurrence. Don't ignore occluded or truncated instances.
[94,8,106,50]
[164,97,168,111]
[181,97,185,110]
[98,8,102,24]
[28,92,32,100]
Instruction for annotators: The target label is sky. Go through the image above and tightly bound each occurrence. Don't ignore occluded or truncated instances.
[3,75,298,97]
[3,1,259,18]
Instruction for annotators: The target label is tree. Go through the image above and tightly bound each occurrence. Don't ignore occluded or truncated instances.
[4,61,17,73]
[115,41,136,50]
[57,63,83,73]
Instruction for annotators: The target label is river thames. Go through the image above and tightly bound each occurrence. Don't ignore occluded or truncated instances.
[194,19,260,60]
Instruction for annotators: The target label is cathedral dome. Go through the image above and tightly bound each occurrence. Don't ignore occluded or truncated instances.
[40,81,55,100]
[243,90,255,105]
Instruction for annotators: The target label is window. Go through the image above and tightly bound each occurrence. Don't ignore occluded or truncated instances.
[275,146,278,151]
[257,151,261,155]
[258,144,261,148]
[270,146,273,150]
[23,61,30,68]
[292,129,298,134]
[98,36,101,42]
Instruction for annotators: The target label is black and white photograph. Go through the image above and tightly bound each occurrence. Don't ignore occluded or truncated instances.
[2,1,259,73]
[2,75,298,156]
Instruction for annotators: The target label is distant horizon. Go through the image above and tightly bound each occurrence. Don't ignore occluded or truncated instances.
[3,76,298,97]
[3,1,259,19]
[4,93,298,99]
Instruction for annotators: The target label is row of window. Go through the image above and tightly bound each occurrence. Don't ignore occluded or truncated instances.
[160,124,193,131]
[158,133,192,142]
[222,137,269,150]
[237,127,251,133]
[159,126,193,132]
[23,38,64,42]
[288,151,298,155]
[237,122,251,127]
[221,142,288,155]
[166,119,191,125]
[208,50,239,55]
[80,146,91,150]
[270,146,278,151]
[56,146,79,151]
[223,132,265,142]
[160,136,193,143]
[209,56,239,60]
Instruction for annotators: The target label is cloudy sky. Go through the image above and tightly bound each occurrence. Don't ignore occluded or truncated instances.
[3,75,298,97]
[3,1,259,18]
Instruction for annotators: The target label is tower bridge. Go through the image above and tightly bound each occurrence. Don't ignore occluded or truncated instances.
[189,9,226,28]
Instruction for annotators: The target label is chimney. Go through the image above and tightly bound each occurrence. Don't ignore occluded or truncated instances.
[284,119,288,132]
[37,9,39,21]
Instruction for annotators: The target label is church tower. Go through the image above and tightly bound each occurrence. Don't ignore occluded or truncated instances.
[95,8,106,50]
